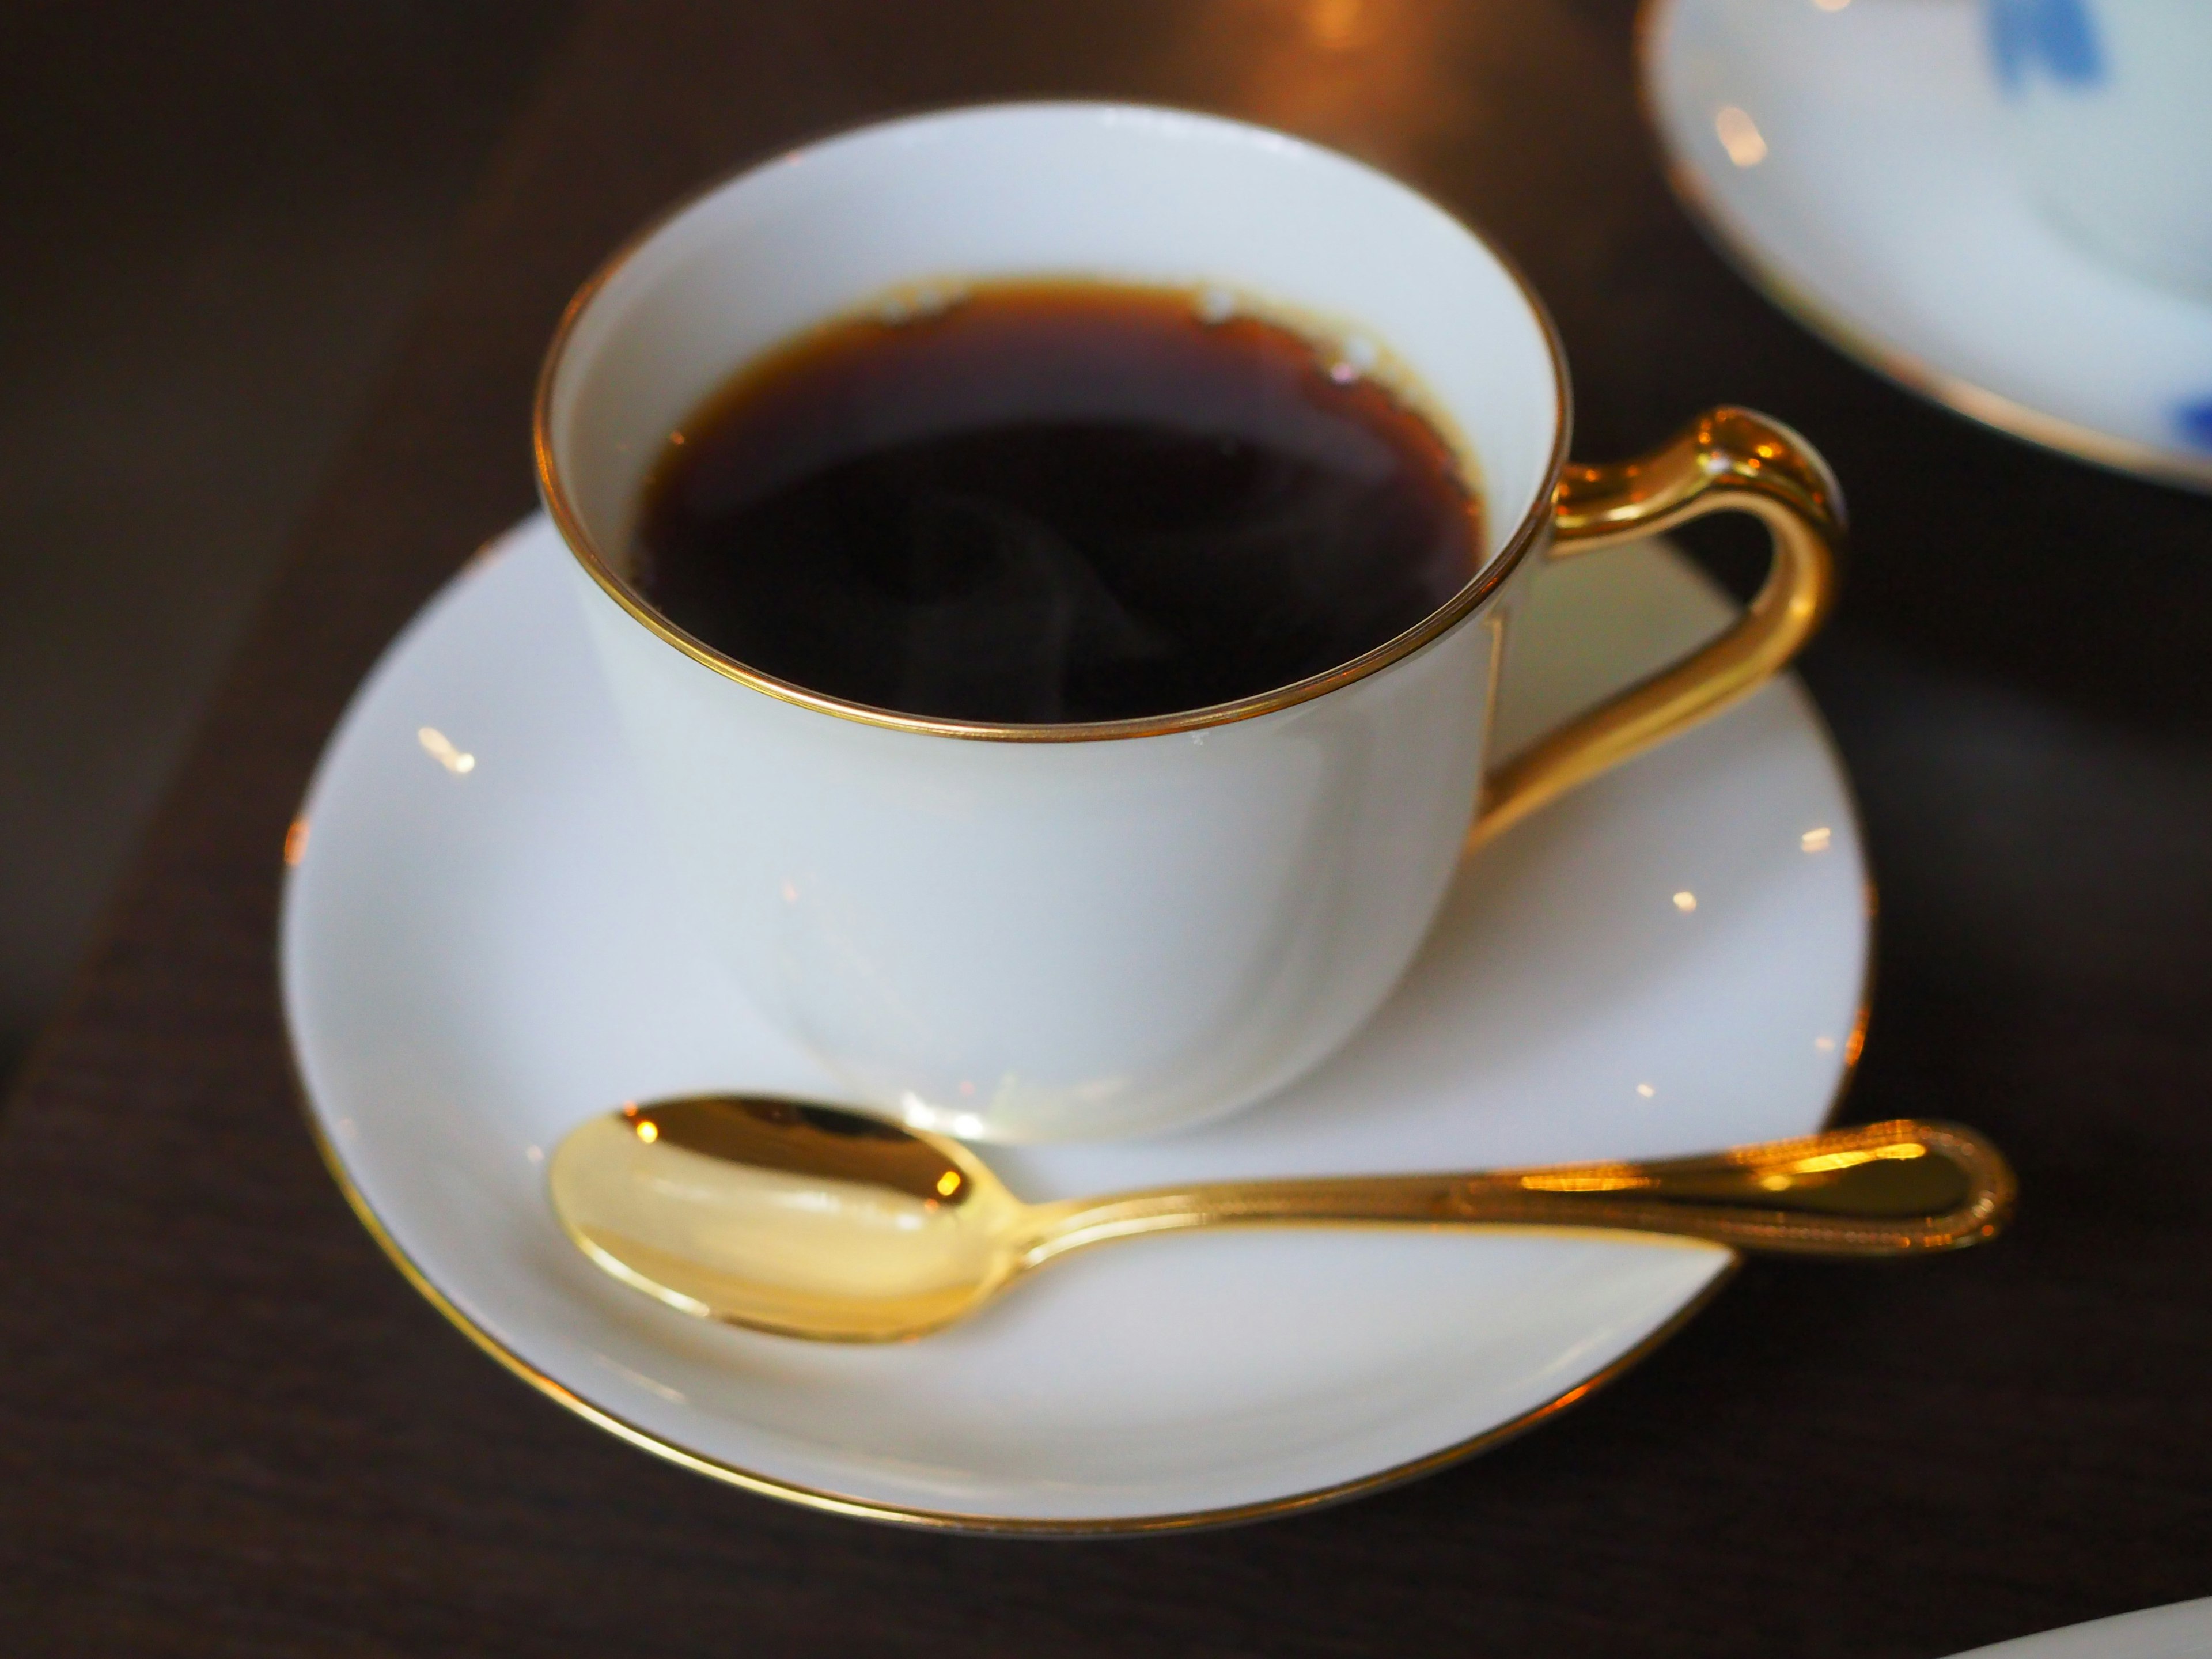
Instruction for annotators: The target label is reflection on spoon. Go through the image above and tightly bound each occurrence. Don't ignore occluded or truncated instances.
[548,1096,2014,1343]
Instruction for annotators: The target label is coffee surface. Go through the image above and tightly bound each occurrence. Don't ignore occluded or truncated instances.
[632,280,1484,724]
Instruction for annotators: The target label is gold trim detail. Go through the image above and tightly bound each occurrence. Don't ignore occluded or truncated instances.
[301,1085,1752,1532]
[1474,406,1843,843]
[1635,0,2212,495]
[531,101,1574,744]
[282,531,1879,1531]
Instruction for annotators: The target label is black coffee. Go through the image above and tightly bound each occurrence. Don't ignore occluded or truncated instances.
[632,279,1483,724]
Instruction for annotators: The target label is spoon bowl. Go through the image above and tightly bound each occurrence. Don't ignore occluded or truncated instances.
[556,1097,1027,1338]
[550,1096,2014,1342]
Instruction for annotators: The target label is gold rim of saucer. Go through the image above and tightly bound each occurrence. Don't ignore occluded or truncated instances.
[1633,0,2212,495]
[532,100,1577,744]
[283,526,1881,1533]
[297,1080,1735,1536]
[294,994,1868,1533]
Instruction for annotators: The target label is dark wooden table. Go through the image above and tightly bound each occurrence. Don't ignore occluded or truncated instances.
[6,3,2209,1652]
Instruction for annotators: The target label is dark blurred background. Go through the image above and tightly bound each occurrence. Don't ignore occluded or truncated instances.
[0,2,579,1085]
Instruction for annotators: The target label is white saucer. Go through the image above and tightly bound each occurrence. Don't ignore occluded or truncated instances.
[1642,0,2212,491]
[281,514,1868,1532]
[1941,1598,2212,1659]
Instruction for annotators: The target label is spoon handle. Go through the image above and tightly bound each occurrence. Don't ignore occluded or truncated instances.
[1021,1119,2014,1267]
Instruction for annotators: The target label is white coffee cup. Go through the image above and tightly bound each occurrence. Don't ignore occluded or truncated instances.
[537,102,1841,1143]
[1987,0,2212,300]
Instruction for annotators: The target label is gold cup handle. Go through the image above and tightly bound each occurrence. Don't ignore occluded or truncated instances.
[1474,407,1844,844]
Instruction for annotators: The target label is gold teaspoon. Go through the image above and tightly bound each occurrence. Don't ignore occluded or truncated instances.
[548,1097,2015,1342]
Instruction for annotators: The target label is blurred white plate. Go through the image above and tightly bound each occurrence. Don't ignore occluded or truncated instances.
[1643,0,2212,490]
[1942,1598,2212,1659]
[281,514,1868,1532]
